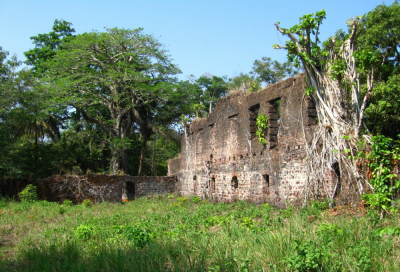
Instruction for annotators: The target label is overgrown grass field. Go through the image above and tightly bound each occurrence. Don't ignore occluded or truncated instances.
[1,195,399,271]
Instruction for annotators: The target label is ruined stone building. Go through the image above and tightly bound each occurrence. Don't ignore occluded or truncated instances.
[169,73,319,207]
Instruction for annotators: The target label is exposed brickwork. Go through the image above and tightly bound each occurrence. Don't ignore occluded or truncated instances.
[169,73,319,207]
[0,175,176,203]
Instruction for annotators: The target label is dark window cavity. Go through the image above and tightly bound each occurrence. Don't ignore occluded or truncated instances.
[249,104,260,140]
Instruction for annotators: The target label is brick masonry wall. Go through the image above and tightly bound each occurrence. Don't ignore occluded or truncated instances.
[169,73,321,207]
[0,175,176,203]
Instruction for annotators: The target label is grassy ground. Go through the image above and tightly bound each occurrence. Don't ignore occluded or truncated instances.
[0,195,399,271]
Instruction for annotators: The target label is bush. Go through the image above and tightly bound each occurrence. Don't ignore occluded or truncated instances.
[75,225,95,240]
[63,199,74,206]
[124,225,155,249]
[82,199,92,207]
[284,239,327,271]
[58,206,67,214]
[0,197,7,208]
[18,184,38,203]
[191,196,201,203]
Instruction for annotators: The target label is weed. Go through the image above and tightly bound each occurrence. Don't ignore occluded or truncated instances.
[191,195,201,203]
[82,199,92,207]
[124,225,155,248]
[284,239,327,271]
[63,199,74,206]
[18,184,38,203]
[75,225,96,240]
[0,197,7,208]
[58,206,66,215]
[375,226,400,237]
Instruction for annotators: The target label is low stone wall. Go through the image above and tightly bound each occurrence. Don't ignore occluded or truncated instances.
[0,174,177,203]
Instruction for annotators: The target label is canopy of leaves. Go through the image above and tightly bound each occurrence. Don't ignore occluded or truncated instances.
[24,19,75,76]
[359,1,400,79]
[251,57,299,85]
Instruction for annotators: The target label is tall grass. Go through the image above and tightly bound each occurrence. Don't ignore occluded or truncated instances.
[0,196,399,271]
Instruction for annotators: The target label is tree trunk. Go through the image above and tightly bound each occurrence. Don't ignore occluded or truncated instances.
[121,149,129,174]
[275,20,374,202]
[151,137,156,176]
[138,137,148,176]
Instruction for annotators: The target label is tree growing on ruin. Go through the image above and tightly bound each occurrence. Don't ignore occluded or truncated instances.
[274,6,395,200]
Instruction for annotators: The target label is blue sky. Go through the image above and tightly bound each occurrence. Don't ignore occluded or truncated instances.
[0,0,395,80]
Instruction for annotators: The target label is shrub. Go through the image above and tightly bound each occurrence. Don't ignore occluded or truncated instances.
[18,184,38,203]
[58,206,66,214]
[0,197,7,208]
[284,239,327,271]
[75,225,95,240]
[124,225,155,248]
[0,189,7,208]
[191,196,201,203]
[35,200,55,207]
[82,199,92,207]
[63,199,74,206]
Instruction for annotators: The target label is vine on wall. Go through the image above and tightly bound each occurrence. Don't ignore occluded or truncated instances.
[256,114,269,145]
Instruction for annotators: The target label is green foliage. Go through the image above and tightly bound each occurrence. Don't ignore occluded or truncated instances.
[196,74,228,113]
[227,73,261,93]
[250,57,299,85]
[0,189,7,208]
[203,215,230,227]
[284,239,326,271]
[24,19,75,77]
[81,199,92,207]
[255,114,269,145]
[175,196,189,205]
[124,225,155,249]
[347,243,373,272]
[75,225,95,240]
[1,196,400,271]
[45,27,181,174]
[317,223,343,235]
[358,1,400,77]
[18,184,38,203]
[58,206,66,215]
[62,199,73,206]
[362,134,400,217]
[191,196,201,203]
[305,86,315,96]
[275,10,327,69]
[308,199,332,211]
[375,226,400,237]
[365,74,400,138]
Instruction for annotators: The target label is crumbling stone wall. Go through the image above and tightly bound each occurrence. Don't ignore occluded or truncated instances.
[0,174,176,203]
[169,73,319,207]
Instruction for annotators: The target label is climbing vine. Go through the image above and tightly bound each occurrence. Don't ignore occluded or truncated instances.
[256,114,269,145]
[274,10,378,201]
[361,135,400,218]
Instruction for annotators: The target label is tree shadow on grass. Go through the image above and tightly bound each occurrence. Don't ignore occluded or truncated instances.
[2,241,209,272]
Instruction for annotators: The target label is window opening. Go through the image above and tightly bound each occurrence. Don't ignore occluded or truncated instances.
[268,98,281,149]
[209,177,215,191]
[306,96,318,126]
[231,176,238,189]
[248,104,260,140]
[126,181,135,200]
[333,162,341,197]
[263,174,270,187]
